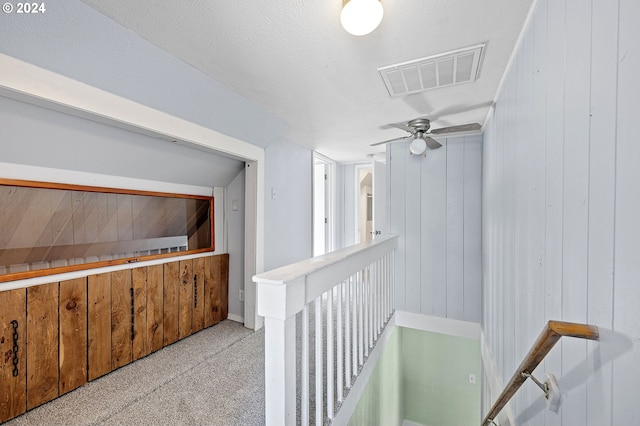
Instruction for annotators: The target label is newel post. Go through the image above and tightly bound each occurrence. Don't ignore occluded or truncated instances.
[255,276,305,426]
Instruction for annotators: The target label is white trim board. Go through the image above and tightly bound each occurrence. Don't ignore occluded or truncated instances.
[0,161,214,197]
[395,310,481,340]
[0,54,263,163]
[226,314,244,324]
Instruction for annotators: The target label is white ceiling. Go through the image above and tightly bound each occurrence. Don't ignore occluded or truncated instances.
[81,0,534,163]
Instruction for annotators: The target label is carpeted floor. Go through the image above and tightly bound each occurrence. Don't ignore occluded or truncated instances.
[5,320,265,426]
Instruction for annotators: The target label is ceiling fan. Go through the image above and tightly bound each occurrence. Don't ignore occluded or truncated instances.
[371,118,481,155]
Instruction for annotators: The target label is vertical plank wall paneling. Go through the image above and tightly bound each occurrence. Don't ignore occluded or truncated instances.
[585,0,617,422]
[612,0,640,423]
[482,0,640,424]
[59,278,88,395]
[0,289,26,422]
[388,134,482,322]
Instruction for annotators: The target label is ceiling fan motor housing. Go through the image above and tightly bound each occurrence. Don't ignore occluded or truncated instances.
[407,118,431,132]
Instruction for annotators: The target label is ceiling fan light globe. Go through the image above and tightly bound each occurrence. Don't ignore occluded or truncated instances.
[409,138,427,155]
[340,0,384,36]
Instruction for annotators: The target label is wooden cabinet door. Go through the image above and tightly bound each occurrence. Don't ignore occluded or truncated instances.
[88,273,111,381]
[205,254,229,326]
[131,267,148,361]
[146,264,164,353]
[59,278,87,395]
[163,262,179,346]
[192,257,205,333]
[26,283,59,410]
[111,270,132,370]
[178,260,193,339]
[0,289,27,423]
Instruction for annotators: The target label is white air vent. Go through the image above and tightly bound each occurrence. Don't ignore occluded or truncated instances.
[378,44,485,97]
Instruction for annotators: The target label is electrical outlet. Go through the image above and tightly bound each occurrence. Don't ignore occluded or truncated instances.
[239,289,245,302]
[468,373,477,384]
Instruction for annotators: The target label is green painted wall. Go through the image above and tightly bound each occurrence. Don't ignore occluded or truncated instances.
[402,328,481,426]
[348,327,481,426]
[349,329,403,426]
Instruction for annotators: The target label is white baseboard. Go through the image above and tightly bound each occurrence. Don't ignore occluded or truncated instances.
[226,313,244,323]
[395,311,481,340]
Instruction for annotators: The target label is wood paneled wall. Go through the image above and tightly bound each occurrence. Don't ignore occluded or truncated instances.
[387,134,482,323]
[482,0,640,424]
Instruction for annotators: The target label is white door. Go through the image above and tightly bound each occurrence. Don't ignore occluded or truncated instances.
[372,160,387,238]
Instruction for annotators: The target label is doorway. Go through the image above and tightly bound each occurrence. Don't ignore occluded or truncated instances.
[355,161,386,244]
[313,153,335,256]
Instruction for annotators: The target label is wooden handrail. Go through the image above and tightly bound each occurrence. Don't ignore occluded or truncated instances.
[482,320,599,425]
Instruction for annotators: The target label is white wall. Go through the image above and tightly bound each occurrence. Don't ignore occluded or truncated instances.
[263,139,313,270]
[388,134,482,323]
[0,96,243,188]
[335,163,357,249]
[226,169,245,320]
[482,0,640,423]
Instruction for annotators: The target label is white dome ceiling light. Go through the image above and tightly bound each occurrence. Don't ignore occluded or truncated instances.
[340,0,384,36]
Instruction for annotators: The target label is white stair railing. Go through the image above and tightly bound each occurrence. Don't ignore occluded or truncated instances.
[254,235,397,425]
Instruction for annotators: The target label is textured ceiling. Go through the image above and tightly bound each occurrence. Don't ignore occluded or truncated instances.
[81,0,534,163]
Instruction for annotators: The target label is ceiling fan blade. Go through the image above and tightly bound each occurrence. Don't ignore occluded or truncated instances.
[388,122,416,133]
[370,135,413,147]
[429,123,482,135]
[423,136,442,150]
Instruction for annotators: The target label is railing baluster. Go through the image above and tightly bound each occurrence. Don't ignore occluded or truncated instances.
[327,288,334,420]
[345,275,351,387]
[302,304,310,425]
[391,250,395,312]
[367,265,372,350]
[337,281,344,402]
[352,273,358,377]
[375,259,380,335]
[315,296,323,426]
[358,270,364,367]
[364,267,369,358]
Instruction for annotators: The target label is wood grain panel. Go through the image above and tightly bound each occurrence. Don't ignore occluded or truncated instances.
[59,278,87,396]
[205,255,218,326]
[132,267,148,360]
[217,254,229,322]
[0,289,26,423]
[207,254,229,325]
[178,260,193,339]
[88,273,111,380]
[192,257,205,333]
[163,262,180,346]
[26,283,59,410]
[111,270,132,370]
[147,264,164,353]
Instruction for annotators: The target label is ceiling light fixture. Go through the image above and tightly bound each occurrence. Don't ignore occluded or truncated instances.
[340,0,384,36]
[409,133,427,156]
